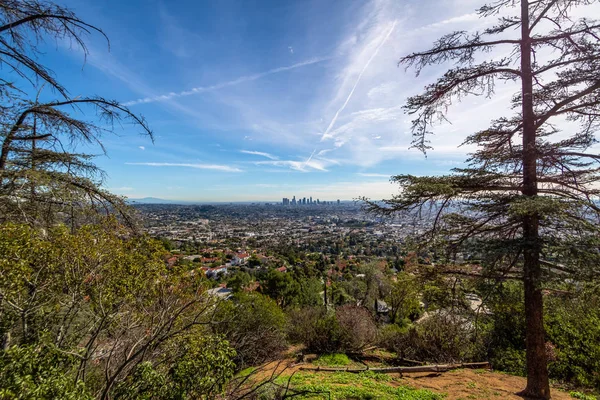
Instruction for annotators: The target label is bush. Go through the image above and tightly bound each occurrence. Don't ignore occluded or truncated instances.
[288,306,339,353]
[214,292,288,368]
[480,282,527,375]
[546,288,600,389]
[390,312,477,363]
[336,305,377,352]
[0,343,92,400]
[377,323,409,353]
[287,306,376,354]
[490,347,527,376]
[113,333,236,399]
[481,282,600,388]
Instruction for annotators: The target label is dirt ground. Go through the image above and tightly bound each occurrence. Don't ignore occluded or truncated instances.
[397,368,575,400]
[251,359,580,400]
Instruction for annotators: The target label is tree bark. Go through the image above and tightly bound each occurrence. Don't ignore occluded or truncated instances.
[519,1,551,398]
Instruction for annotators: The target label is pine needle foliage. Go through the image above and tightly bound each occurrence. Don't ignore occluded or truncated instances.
[364,1,600,398]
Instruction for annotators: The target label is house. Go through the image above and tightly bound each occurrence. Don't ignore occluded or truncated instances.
[465,293,491,315]
[165,255,181,267]
[206,265,228,279]
[207,286,233,300]
[276,266,287,273]
[231,252,251,266]
[375,299,390,314]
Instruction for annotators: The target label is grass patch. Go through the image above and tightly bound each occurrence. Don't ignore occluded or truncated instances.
[237,366,257,377]
[274,371,445,399]
[313,353,351,367]
[570,391,599,400]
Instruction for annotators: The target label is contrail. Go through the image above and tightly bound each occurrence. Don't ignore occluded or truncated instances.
[302,148,317,170]
[123,57,329,106]
[320,20,397,141]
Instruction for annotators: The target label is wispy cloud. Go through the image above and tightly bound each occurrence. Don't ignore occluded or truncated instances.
[126,162,243,172]
[321,20,398,142]
[357,173,390,177]
[240,150,279,160]
[124,57,329,106]
[139,146,145,150]
[255,158,331,172]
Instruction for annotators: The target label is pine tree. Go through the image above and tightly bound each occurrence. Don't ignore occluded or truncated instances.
[365,1,600,398]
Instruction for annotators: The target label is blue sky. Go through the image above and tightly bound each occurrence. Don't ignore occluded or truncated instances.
[37,0,532,201]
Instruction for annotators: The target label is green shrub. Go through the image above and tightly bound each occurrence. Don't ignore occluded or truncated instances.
[377,323,409,353]
[569,391,598,400]
[113,334,235,399]
[288,306,377,354]
[288,307,341,353]
[479,282,527,375]
[490,347,526,376]
[391,312,477,363]
[0,343,92,400]
[480,282,600,389]
[546,288,600,389]
[214,292,288,368]
[314,353,351,367]
[311,311,343,353]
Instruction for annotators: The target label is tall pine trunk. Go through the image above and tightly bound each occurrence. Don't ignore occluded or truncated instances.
[519,1,550,398]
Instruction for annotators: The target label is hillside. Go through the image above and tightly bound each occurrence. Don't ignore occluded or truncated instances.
[250,359,588,400]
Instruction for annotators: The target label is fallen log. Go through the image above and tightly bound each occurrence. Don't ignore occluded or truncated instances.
[298,362,490,374]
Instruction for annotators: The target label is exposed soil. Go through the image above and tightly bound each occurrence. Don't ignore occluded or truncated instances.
[396,368,575,400]
[251,358,579,399]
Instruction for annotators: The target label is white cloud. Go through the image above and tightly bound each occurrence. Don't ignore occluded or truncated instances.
[320,19,398,142]
[123,57,329,106]
[139,146,145,150]
[255,157,334,172]
[306,0,518,169]
[240,150,279,160]
[126,162,243,172]
[357,173,390,178]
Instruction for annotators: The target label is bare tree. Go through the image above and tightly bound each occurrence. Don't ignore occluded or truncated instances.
[0,0,107,97]
[0,0,152,228]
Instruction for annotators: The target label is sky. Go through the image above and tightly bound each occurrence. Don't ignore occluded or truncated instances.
[35,0,549,201]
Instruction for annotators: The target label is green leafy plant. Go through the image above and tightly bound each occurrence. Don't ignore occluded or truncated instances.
[313,353,351,367]
[0,343,92,400]
[114,334,235,400]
